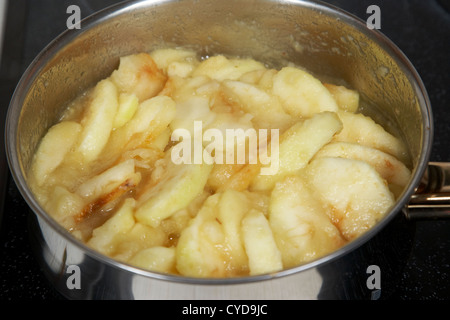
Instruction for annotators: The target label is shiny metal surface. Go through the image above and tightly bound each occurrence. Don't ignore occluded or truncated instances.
[407,162,450,219]
[5,0,437,299]
[28,208,414,299]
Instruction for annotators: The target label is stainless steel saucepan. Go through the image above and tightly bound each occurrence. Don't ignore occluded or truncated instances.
[5,0,450,299]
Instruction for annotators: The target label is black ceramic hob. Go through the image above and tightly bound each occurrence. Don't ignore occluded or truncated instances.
[0,0,449,300]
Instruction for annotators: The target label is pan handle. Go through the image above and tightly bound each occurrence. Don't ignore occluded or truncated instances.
[406,162,450,220]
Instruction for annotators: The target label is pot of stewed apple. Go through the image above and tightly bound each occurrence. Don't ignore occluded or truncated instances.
[5,0,449,300]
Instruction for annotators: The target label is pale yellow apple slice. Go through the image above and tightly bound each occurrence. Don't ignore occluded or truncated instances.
[269,175,346,268]
[304,157,395,241]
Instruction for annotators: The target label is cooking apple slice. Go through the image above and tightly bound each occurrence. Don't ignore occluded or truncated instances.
[314,141,411,189]
[176,190,264,277]
[272,66,338,118]
[269,175,346,268]
[323,83,359,113]
[241,209,283,275]
[134,150,213,228]
[129,246,176,274]
[31,121,81,186]
[222,79,293,130]
[334,111,409,164]
[192,55,266,81]
[113,93,139,129]
[175,193,229,277]
[150,47,198,77]
[111,53,167,102]
[250,111,343,191]
[77,79,119,163]
[87,198,136,255]
[304,157,396,241]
